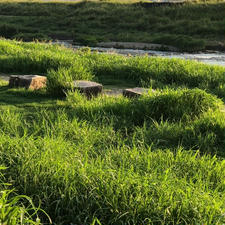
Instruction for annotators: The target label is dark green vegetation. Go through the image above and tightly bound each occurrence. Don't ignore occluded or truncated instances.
[0,0,224,51]
[0,39,225,224]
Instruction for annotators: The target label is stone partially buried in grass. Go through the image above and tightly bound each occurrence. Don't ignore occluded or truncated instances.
[73,80,103,98]
[123,87,150,98]
[9,75,46,90]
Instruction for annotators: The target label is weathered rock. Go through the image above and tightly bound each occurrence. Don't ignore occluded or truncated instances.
[73,80,103,98]
[123,87,150,98]
[9,75,46,90]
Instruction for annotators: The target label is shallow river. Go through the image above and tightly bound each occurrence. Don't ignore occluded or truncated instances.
[56,41,225,67]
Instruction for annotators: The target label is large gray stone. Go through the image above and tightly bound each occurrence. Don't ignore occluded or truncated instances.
[73,80,103,98]
[123,87,150,98]
[9,75,46,90]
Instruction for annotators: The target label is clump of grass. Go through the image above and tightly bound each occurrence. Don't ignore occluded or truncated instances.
[134,109,225,155]
[136,88,222,122]
[67,88,223,125]
[0,189,44,225]
[47,64,93,96]
[0,167,49,225]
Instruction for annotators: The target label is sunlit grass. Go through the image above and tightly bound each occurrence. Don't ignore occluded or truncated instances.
[0,39,225,224]
[0,39,225,98]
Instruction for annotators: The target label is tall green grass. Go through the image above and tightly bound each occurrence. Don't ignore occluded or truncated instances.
[0,39,225,224]
[0,39,225,98]
[0,167,47,225]
[87,53,225,98]
[0,86,224,224]
[0,106,225,224]
[66,88,223,126]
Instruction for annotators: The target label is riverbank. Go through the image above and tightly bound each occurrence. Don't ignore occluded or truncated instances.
[0,0,224,52]
[53,40,225,67]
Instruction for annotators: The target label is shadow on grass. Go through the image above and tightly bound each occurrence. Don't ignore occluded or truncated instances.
[0,85,60,106]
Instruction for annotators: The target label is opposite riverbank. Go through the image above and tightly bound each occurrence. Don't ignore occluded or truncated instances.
[0,0,224,52]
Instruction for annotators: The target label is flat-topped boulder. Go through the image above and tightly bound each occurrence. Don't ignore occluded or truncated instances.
[123,87,151,98]
[9,75,46,90]
[73,80,103,98]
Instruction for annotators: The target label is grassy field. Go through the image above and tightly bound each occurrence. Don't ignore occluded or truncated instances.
[0,39,225,224]
[0,0,224,52]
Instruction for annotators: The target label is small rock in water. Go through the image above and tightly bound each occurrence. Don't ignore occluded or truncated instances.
[73,80,103,98]
[123,87,151,98]
[9,75,47,90]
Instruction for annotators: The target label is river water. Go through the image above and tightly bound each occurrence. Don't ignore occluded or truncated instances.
[56,41,225,67]
[88,46,225,67]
